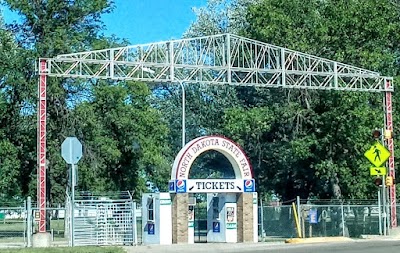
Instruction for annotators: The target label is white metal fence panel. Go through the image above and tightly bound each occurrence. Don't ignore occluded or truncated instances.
[72,200,136,246]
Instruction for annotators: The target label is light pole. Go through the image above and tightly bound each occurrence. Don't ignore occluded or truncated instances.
[179,81,186,148]
[141,67,186,148]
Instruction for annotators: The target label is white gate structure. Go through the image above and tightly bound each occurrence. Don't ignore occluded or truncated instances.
[69,192,137,246]
[36,33,396,236]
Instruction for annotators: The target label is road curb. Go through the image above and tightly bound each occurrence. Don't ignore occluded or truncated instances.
[285,237,354,244]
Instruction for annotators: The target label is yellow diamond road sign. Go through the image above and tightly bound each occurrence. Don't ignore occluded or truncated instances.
[364,142,391,167]
[369,167,387,176]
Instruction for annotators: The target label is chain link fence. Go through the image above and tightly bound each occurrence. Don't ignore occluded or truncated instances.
[258,199,395,239]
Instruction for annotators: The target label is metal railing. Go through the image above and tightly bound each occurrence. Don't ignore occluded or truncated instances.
[70,199,137,246]
[0,192,139,248]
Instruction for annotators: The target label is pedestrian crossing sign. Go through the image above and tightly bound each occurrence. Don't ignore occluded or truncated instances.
[364,142,391,167]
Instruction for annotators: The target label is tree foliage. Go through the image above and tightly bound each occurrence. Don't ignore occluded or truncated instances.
[0,1,170,203]
[185,0,400,200]
[238,0,400,200]
[1,0,400,204]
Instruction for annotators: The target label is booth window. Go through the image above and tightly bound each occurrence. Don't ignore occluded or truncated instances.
[148,197,154,221]
[212,196,219,220]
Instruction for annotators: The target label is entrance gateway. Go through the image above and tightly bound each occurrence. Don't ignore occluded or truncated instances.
[141,135,258,244]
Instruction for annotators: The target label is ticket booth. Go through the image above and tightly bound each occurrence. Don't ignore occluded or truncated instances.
[206,193,237,243]
[141,193,172,245]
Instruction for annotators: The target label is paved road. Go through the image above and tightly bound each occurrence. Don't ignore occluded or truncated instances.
[260,240,400,253]
[124,239,400,253]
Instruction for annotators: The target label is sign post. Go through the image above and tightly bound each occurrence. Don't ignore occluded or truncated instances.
[61,137,82,247]
[364,141,391,235]
[383,174,387,236]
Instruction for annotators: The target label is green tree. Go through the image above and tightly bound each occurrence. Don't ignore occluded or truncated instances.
[185,0,400,201]
[245,0,400,74]
[153,83,242,179]
[241,0,400,200]
[70,81,170,197]
[0,12,35,202]
[1,0,170,203]
[223,106,274,193]
[2,0,119,203]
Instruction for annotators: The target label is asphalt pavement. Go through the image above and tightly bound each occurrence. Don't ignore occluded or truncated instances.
[123,234,400,253]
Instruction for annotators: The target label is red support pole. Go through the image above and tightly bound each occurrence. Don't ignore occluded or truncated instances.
[385,80,397,228]
[38,60,47,233]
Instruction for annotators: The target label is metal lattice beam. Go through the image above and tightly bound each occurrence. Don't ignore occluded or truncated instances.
[385,84,397,228]
[39,33,392,92]
[38,60,47,233]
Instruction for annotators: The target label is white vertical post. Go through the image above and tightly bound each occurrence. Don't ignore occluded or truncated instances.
[281,48,286,86]
[70,164,75,246]
[109,49,114,79]
[387,192,391,236]
[159,193,172,245]
[27,197,32,247]
[378,190,382,235]
[341,202,345,236]
[333,62,338,89]
[132,202,137,245]
[382,174,387,236]
[260,196,264,238]
[253,192,258,242]
[188,205,194,244]
[226,34,231,84]
[379,123,388,235]
[169,41,174,80]
[179,81,186,148]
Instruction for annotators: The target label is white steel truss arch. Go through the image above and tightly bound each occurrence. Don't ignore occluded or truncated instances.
[40,33,392,91]
[36,33,396,233]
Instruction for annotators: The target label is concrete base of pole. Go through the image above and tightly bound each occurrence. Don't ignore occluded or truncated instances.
[389,227,400,238]
[32,232,51,247]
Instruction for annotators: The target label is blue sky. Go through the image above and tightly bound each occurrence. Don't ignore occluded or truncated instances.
[1,0,207,45]
[102,0,208,44]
